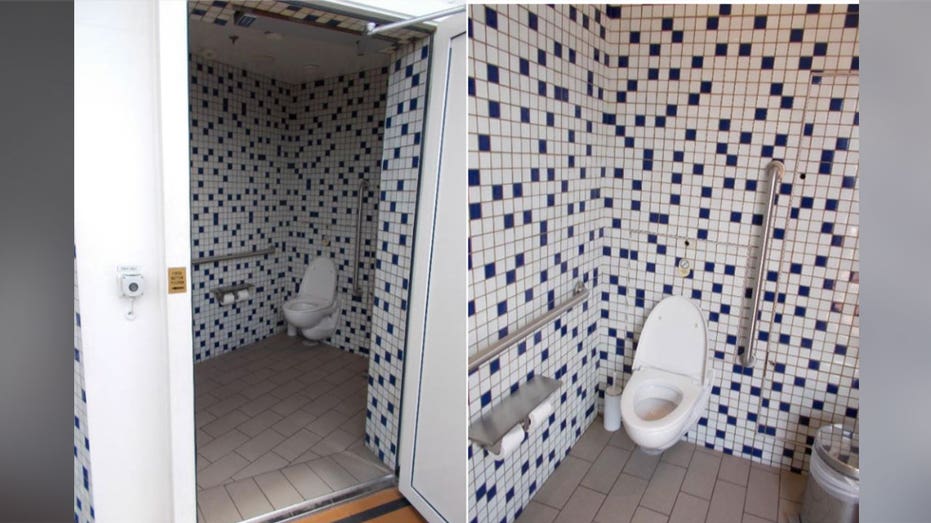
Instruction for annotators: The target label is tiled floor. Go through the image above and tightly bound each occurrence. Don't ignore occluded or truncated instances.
[194,334,390,523]
[519,418,807,523]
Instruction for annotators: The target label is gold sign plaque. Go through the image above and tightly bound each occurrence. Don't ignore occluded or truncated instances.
[168,267,187,294]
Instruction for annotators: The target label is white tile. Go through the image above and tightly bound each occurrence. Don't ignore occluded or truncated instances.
[253,470,303,509]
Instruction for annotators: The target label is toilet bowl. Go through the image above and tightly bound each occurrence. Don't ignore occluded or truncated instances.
[283,257,340,342]
[620,295,714,454]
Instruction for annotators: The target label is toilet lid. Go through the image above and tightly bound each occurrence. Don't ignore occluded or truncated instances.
[299,256,337,301]
[633,296,707,382]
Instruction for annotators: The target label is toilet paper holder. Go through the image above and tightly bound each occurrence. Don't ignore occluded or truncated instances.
[468,376,562,453]
[211,283,255,305]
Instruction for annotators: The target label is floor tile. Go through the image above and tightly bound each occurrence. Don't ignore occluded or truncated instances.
[237,410,284,438]
[331,451,389,482]
[231,451,290,481]
[779,471,806,502]
[310,428,357,457]
[305,456,359,490]
[225,477,274,519]
[594,473,649,523]
[706,479,747,523]
[778,498,802,523]
[624,449,662,481]
[680,450,721,500]
[719,454,751,486]
[639,463,687,515]
[570,420,614,461]
[534,456,592,509]
[581,445,632,494]
[236,428,287,462]
[554,486,606,523]
[198,484,241,523]
[608,429,636,451]
[517,501,559,523]
[631,506,668,523]
[668,492,709,523]
[254,470,303,509]
[275,429,324,461]
[661,441,695,468]
[198,453,250,489]
[202,410,251,438]
[742,514,774,523]
[281,463,333,500]
[745,466,780,521]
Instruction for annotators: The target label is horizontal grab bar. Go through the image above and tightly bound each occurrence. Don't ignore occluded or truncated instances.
[468,283,590,373]
[192,247,275,265]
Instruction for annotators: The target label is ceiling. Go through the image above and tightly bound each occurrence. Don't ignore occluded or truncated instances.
[187,0,461,83]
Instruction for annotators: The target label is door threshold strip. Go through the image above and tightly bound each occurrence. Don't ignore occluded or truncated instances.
[238,473,396,523]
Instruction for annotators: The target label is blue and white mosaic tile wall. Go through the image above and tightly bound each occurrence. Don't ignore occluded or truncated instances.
[190,56,292,361]
[189,56,388,360]
[469,5,613,522]
[283,68,389,355]
[365,38,431,472]
[74,251,94,522]
[469,4,859,521]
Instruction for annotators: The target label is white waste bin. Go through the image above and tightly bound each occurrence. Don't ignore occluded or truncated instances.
[603,384,622,432]
[802,424,859,523]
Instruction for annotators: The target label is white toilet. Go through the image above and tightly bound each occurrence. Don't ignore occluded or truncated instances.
[620,296,714,455]
[282,257,340,341]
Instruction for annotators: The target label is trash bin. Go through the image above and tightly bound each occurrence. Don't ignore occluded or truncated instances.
[603,384,622,432]
[802,424,860,523]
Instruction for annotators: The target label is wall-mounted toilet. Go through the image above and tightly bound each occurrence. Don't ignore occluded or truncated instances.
[620,295,714,455]
[283,256,340,341]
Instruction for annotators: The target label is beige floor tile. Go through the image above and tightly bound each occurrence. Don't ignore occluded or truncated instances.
[640,463,687,515]
[305,456,359,490]
[231,451,290,481]
[608,428,637,451]
[281,463,334,499]
[237,410,284,438]
[535,456,592,509]
[555,486,606,523]
[570,420,614,461]
[631,506,668,523]
[238,394,279,418]
[271,409,316,437]
[198,484,242,523]
[517,501,559,523]
[742,514,774,523]
[306,410,349,436]
[331,451,390,482]
[198,453,250,489]
[661,441,695,468]
[719,454,751,486]
[680,450,721,500]
[779,471,806,502]
[310,428,357,457]
[275,429,324,461]
[668,492,709,523]
[778,498,801,523]
[581,445,632,494]
[201,430,251,463]
[745,466,780,521]
[253,470,303,509]
[225,477,273,519]
[594,473,649,523]
[236,428,287,462]
[706,479,747,523]
[624,449,662,480]
[202,410,251,438]
[208,393,250,418]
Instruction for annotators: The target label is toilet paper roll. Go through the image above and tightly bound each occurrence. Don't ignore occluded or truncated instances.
[236,289,250,301]
[221,292,235,305]
[490,424,524,458]
[525,401,554,432]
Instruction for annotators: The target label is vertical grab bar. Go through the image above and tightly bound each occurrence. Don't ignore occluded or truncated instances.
[742,160,786,368]
[352,180,369,297]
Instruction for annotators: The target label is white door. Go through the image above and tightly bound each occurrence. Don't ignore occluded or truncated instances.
[397,12,467,523]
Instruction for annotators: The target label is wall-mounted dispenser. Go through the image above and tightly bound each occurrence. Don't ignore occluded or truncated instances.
[117,265,144,320]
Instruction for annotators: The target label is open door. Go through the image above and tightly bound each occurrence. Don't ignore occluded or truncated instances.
[397,12,467,523]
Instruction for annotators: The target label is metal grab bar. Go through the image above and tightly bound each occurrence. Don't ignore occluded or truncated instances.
[352,180,369,297]
[192,247,275,265]
[468,281,589,373]
[742,160,786,367]
[364,5,466,36]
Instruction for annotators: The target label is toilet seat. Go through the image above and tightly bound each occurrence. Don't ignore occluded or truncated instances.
[621,367,701,435]
[283,257,340,341]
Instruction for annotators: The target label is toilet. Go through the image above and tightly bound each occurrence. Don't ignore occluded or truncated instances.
[620,295,714,455]
[282,257,340,341]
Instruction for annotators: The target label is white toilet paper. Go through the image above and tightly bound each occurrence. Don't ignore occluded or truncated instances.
[525,401,554,432]
[490,424,524,458]
[236,289,250,301]
[221,292,235,305]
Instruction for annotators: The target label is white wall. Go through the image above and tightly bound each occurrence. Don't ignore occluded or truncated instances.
[74,1,194,521]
